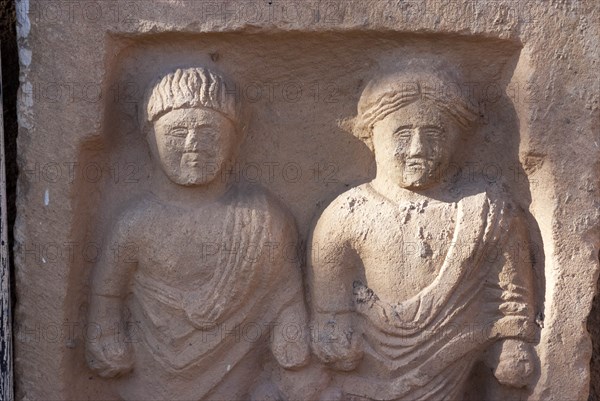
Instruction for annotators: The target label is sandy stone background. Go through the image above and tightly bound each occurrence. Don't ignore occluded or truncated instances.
[3,0,599,399]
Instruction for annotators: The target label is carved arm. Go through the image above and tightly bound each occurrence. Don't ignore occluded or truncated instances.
[86,216,138,378]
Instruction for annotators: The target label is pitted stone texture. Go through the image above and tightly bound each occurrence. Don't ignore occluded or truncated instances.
[15,1,599,400]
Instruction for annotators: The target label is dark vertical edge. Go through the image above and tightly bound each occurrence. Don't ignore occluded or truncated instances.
[588,250,600,401]
[0,48,13,401]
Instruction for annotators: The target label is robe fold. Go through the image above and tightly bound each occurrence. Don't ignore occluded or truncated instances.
[322,189,537,401]
[115,187,302,400]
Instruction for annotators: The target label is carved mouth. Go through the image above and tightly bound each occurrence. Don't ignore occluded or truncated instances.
[406,159,429,168]
[182,153,202,167]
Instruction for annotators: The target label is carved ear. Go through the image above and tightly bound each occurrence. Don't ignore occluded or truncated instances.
[338,116,374,152]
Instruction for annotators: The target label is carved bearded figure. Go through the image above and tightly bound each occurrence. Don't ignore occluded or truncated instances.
[86,67,309,400]
[308,67,538,400]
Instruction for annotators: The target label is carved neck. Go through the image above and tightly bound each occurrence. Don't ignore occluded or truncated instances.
[371,175,456,204]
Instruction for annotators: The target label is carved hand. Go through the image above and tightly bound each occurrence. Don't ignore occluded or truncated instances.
[86,296,134,378]
[311,313,363,371]
[86,333,134,378]
[271,301,311,370]
[492,339,535,388]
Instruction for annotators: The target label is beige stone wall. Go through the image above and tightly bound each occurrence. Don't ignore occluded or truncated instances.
[10,1,600,400]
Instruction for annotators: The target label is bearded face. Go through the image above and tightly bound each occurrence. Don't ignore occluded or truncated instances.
[371,100,461,190]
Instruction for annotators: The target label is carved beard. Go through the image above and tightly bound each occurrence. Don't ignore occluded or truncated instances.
[402,159,435,187]
[397,140,445,188]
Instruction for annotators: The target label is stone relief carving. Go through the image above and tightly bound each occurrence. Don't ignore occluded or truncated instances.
[86,67,310,400]
[308,64,539,400]
[82,61,542,401]
[15,1,600,398]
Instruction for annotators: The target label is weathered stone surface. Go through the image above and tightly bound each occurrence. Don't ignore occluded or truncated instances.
[308,65,540,400]
[14,1,599,400]
[83,66,310,400]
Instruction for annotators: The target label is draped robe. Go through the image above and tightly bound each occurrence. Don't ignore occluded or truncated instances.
[93,185,303,400]
[309,184,537,401]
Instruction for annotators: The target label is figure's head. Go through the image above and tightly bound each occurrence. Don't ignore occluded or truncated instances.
[353,65,478,190]
[142,67,239,186]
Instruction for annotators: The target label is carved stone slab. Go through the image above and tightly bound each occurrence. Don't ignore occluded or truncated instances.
[14,1,599,400]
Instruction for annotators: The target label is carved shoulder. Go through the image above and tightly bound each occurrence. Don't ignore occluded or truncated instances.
[104,197,154,246]
[484,190,529,238]
[251,186,298,243]
[311,185,369,246]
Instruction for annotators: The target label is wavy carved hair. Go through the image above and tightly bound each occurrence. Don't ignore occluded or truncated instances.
[353,64,480,151]
[140,67,239,131]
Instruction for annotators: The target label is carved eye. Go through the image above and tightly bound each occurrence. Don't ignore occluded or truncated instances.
[395,128,412,140]
[168,127,188,138]
[199,129,216,138]
[197,129,220,144]
[424,128,444,139]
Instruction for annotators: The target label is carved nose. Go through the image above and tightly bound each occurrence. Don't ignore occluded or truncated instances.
[408,131,425,158]
[184,130,199,152]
